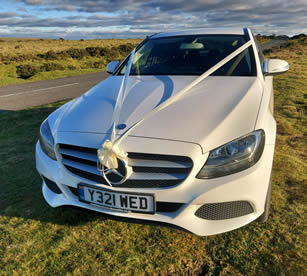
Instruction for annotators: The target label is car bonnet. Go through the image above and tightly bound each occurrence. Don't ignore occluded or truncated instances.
[51,74,262,153]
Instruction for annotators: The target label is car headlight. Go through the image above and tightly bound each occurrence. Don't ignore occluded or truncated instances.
[39,119,56,160]
[197,130,265,179]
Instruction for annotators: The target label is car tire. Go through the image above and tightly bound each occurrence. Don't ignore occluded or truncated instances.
[256,172,272,222]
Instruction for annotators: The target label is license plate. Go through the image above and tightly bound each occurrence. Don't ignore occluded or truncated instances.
[78,184,155,214]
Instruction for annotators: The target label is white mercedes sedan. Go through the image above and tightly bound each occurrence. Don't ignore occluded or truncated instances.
[36,27,289,236]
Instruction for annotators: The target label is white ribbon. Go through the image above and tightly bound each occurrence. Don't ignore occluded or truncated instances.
[97,140,127,169]
[98,40,253,169]
[98,49,136,168]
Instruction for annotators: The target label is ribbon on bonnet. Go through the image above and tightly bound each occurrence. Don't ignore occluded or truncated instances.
[97,39,253,169]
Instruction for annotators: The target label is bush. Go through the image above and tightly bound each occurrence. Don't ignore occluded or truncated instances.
[118,43,134,55]
[42,50,58,60]
[16,64,38,79]
[106,47,120,61]
[86,47,103,57]
[84,60,105,68]
[40,62,65,72]
[1,54,34,64]
[99,48,111,57]
[93,61,105,68]
[66,48,88,59]
[280,42,292,49]
[56,51,69,59]
[67,65,77,70]
[263,49,272,55]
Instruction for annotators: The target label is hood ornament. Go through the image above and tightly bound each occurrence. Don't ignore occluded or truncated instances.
[97,139,132,186]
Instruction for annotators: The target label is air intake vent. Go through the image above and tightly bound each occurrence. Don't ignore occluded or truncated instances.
[195,201,253,220]
[58,144,193,188]
[42,176,62,194]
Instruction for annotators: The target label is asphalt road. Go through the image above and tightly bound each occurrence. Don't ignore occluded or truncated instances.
[0,72,108,112]
[0,38,288,113]
[260,38,288,51]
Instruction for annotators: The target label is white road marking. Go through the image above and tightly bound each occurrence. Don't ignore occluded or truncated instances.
[0,82,79,98]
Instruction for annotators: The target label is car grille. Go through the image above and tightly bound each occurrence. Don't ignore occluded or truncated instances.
[58,143,193,188]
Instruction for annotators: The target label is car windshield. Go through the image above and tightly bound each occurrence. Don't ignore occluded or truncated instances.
[118,35,256,76]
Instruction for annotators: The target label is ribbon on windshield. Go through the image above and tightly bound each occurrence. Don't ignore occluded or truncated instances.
[98,39,253,169]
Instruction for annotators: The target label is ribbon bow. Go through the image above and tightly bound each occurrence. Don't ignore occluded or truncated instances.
[97,139,128,169]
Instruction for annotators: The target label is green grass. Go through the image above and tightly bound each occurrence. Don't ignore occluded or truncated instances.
[0,35,268,87]
[0,39,306,275]
[0,38,142,86]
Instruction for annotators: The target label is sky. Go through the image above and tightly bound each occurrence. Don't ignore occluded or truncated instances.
[0,0,306,39]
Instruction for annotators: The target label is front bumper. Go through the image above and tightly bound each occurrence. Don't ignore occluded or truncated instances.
[36,137,274,236]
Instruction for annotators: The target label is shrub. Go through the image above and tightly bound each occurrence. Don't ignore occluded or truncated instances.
[118,43,134,55]
[93,61,105,68]
[263,49,272,55]
[43,50,58,60]
[40,62,65,72]
[67,65,77,70]
[106,47,120,61]
[1,54,34,64]
[84,61,95,68]
[16,64,38,79]
[86,47,103,57]
[56,51,69,59]
[99,47,110,56]
[84,60,105,68]
[66,48,87,59]
[0,54,11,64]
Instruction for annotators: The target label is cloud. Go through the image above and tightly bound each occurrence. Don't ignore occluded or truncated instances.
[2,0,306,38]
[17,7,27,12]
[0,12,19,18]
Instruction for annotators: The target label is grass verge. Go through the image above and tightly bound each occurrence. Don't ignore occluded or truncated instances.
[0,38,141,86]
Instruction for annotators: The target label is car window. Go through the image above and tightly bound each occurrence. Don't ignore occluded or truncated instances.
[118,35,256,76]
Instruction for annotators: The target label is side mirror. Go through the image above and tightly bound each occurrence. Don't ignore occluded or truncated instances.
[106,61,120,74]
[263,59,289,76]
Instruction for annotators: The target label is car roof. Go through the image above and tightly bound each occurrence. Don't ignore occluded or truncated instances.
[150,27,247,39]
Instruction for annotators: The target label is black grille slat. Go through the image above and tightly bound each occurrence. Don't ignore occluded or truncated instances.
[58,143,193,189]
[128,152,191,163]
[65,166,181,188]
[59,143,97,154]
[62,154,97,167]
[132,166,190,174]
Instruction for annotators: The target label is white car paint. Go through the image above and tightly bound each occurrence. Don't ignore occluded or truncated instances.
[36,27,288,235]
[52,75,264,154]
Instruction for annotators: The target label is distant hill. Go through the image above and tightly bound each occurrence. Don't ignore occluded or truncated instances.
[290,34,307,40]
